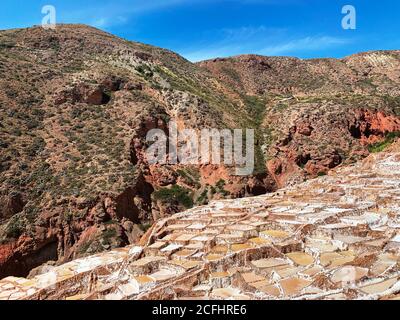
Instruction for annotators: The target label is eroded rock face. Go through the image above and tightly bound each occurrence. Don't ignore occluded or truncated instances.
[350,110,400,144]
[0,173,155,278]
[129,106,277,220]
[55,83,111,105]
[200,53,400,188]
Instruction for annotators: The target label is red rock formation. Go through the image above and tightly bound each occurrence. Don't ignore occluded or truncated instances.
[267,109,400,188]
[352,110,400,145]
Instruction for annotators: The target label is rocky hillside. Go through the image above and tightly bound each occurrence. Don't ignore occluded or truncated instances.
[1,25,400,278]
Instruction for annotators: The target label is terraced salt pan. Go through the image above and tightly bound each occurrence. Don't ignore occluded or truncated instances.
[340,213,383,226]
[391,234,400,243]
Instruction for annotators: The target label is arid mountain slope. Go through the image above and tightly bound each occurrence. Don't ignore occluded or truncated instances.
[199,52,400,96]
[199,53,400,185]
[0,25,400,278]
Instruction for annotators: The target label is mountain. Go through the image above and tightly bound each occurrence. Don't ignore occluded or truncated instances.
[199,53,400,185]
[1,24,400,278]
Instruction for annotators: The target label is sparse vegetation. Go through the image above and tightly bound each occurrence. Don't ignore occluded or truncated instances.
[139,222,152,232]
[196,188,209,205]
[4,214,26,239]
[176,168,201,188]
[368,132,400,153]
[216,179,230,197]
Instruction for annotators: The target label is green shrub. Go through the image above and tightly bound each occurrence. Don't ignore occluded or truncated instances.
[210,186,217,195]
[215,179,230,197]
[139,222,152,232]
[102,228,117,245]
[176,169,201,188]
[27,137,45,156]
[11,128,22,136]
[368,131,400,153]
[78,240,92,255]
[196,188,209,205]
[135,65,154,79]
[153,185,193,208]
[216,179,225,189]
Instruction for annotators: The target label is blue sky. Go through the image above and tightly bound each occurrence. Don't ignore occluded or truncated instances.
[0,0,399,62]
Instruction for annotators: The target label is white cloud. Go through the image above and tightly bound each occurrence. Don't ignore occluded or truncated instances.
[181,26,285,61]
[91,16,128,28]
[92,18,107,28]
[180,26,351,62]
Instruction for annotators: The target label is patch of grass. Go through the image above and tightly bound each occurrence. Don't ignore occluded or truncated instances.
[243,95,266,119]
[27,136,45,157]
[210,186,217,195]
[241,95,268,175]
[357,78,377,90]
[221,66,242,84]
[78,240,93,255]
[0,41,16,49]
[196,188,209,205]
[368,131,400,153]
[176,168,201,188]
[135,64,154,79]
[383,95,400,116]
[139,222,152,232]
[102,228,117,245]
[215,179,230,197]
[5,214,26,239]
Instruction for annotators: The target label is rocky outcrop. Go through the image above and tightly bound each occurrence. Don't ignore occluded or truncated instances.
[0,172,154,278]
[266,109,400,187]
[129,108,277,220]
[55,82,115,105]
[350,109,400,144]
